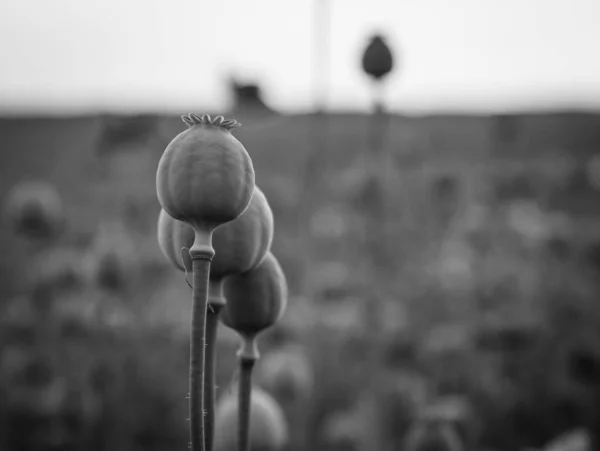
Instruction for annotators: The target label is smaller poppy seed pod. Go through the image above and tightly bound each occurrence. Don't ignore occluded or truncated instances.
[4,180,64,242]
[213,386,288,451]
[221,252,288,342]
[157,207,194,272]
[156,113,255,257]
[361,34,394,81]
[157,186,274,304]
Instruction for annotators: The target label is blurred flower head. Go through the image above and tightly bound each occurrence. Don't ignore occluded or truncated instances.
[310,205,349,240]
[3,180,64,242]
[256,344,314,401]
[214,386,288,451]
[505,200,551,244]
[83,220,137,293]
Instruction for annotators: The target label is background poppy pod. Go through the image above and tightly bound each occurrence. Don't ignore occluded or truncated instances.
[403,419,465,451]
[4,180,64,241]
[213,386,288,451]
[361,34,394,80]
[157,186,274,277]
[221,252,288,336]
[256,345,314,400]
[156,113,255,232]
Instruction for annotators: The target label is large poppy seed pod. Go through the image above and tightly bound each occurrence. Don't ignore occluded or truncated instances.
[361,34,394,80]
[4,180,64,241]
[213,386,288,451]
[157,186,274,284]
[221,252,288,337]
[156,113,255,255]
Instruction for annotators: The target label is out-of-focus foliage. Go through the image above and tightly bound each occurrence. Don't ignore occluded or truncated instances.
[1,111,600,451]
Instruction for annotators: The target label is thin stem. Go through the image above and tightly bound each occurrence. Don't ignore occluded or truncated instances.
[204,279,225,451]
[360,80,389,451]
[190,249,213,451]
[237,335,259,451]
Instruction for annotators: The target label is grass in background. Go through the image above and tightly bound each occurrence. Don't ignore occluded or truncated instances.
[1,111,600,450]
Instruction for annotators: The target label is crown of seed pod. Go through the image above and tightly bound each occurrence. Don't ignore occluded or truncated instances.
[157,186,274,299]
[4,180,64,241]
[221,252,287,337]
[213,386,288,451]
[156,113,255,253]
[361,33,394,81]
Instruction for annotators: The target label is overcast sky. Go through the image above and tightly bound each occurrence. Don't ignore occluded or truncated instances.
[1,0,600,114]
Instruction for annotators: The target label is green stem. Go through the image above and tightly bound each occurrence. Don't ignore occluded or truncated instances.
[204,279,225,451]
[237,334,259,451]
[189,232,215,451]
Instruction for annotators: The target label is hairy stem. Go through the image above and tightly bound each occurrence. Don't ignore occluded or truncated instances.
[204,279,225,451]
[190,250,213,451]
[237,335,259,451]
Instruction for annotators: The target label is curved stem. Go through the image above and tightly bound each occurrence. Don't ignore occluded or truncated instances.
[237,334,259,451]
[204,279,225,451]
[190,237,214,451]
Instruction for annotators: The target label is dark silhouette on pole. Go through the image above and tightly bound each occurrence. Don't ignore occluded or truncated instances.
[362,34,394,82]
[360,32,396,265]
[359,32,397,451]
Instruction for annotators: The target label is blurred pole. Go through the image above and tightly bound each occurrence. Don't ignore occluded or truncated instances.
[305,0,331,186]
[361,79,388,451]
[302,2,331,451]
[314,0,331,114]
[301,0,331,284]
[360,33,394,451]
[369,80,387,163]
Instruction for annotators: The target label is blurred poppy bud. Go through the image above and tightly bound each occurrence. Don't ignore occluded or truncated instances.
[83,221,136,293]
[404,418,464,451]
[361,34,394,81]
[213,386,289,451]
[256,345,314,401]
[4,180,64,242]
[221,252,288,338]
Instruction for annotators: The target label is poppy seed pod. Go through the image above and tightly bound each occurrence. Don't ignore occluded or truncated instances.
[4,180,64,241]
[157,208,194,272]
[157,186,274,279]
[156,113,255,254]
[211,187,273,280]
[213,386,288,451]
[221,252,288,337]
[361,34,394,80]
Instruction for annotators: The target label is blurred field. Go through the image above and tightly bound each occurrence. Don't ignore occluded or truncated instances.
[2,109,600,451]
